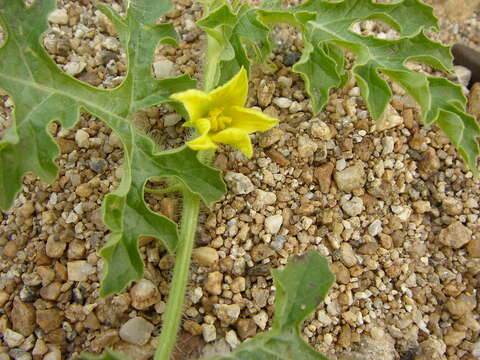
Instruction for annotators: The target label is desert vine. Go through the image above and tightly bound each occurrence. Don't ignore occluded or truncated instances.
[0,0,478,360]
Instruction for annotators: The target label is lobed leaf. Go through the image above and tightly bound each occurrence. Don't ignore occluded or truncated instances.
[258,0,479,174]
[0,0,226,296]
[198,1,271,89]
[204,250,335,360]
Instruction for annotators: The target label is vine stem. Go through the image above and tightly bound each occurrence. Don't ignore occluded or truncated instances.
[154,188,200,360]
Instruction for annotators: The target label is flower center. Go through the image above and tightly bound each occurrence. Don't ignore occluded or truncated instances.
[208,107,232,132]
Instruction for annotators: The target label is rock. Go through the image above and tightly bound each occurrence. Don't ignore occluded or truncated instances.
[467,237,480,258]
[340,196,364,217]
[334,163,366,192]
[264,214,283,234]
[444,328,466,347]
[184,320,203,336]
[419,147,441,176]
[257,80,276,108]
[45,237,66,258]
[205,271,223,295]
[354,137,375,162]
[314,163,334,193]
[469,83,480,119]
[224,172,254,195]
[18,201,35,218]
[0,291,8,308]
[417,336,446,358]
[225,330,241,349]
[32,339,48,358]
[446,294,476,317]
[39,281,62,301]
[202,324,217,343]
[48,9,68,24]
[163,113,181,127]
[236,318,257,340]
[193,247,219,267]
[215,304,240,325]
[311,120,332,140]
[442,197,463,216]
[75,129,90,148]
[3,328,25,348]
[130,279,161,310]
[270,235,286,251]
[43,349,61,360]
[252,189,276,210]
[340,242,357,267]
[231,277,246,293]
[89,159,107,173]
[75,183,92,197]
[8,349,31,360]
[258,127,283,148]
[36,309,63,331]
[381,136,395,155]
[64,61,86,76]
[251,243,275,262]
[67,261,94,281]
[11,299,36,336]
[368,219,383,237]
[454,65,472,87]
[374,104,403,131]
[119,317,154,346]
[273,97,292,109]
[3,241,17,258]
[297,136,318,158]
[153,60,177,79]
[413,200,431,213]
[438,221,472,249]
[330,262,350,284]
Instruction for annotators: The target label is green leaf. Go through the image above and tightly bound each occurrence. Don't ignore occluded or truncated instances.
[198,1,271,89]
[204,250,335,360]
[0,0,226,296]
[258,0,479,174]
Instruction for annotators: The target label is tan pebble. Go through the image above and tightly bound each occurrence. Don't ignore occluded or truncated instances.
[39,281,62,301]
[119,317,154,346]
[231,277,246,293]
[441,197,463,216]
[314,162,334,193]
[0,291,8,308]
[419,147,441,176]
[446,294,476,318]
[438,221,472,249]
[340,242,358,267]
[32,339,49,357]
[205,271,223,295]
[250,243,275,262]
[36,308,63,331]
[3,328,25,347]
[11,298,36,337]
[192,247,219,267]
[67,260,94,281]
[236,318,257,340]
[45,237,67,258]
[334,163,366,192]
[215,304,240,325]
[468,82,480,119]
[90,329,119,353]
[467,237,480,258]
[330,262,350,284]
[75,183,92,197]
[130,279,160,310]
[412,200,431,213]
[184,320,203,336]
[18,201,35,218]
[443,328,466,347]
[3,241,17,258]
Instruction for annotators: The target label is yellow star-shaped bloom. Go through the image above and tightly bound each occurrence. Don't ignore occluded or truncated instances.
[171,68,279,158]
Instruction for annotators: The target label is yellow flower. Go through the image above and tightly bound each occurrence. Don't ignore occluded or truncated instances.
[171,68,278,158]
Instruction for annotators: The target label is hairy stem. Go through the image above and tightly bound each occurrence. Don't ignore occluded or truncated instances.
[154,189,200,360]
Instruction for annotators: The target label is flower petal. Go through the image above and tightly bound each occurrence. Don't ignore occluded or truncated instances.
[210,67,248,108]
[171,89,211,122]
[226,105,279,133]
[187,134,217,151]
[211,128,253,158]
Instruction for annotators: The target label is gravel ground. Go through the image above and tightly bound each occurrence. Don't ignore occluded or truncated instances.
[1,1,480,360]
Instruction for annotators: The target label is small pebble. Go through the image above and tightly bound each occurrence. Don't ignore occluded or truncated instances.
[119,317,154,346]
